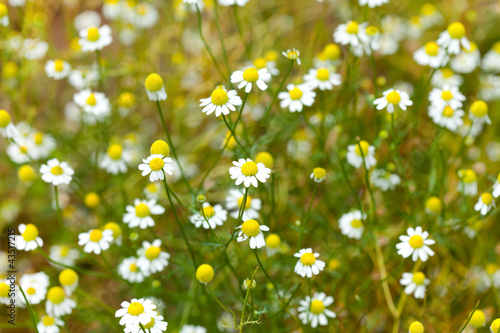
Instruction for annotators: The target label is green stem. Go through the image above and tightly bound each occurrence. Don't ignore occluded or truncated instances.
[233,6,251,58]
[356,140,376,220]
[240,267,259,332]
[75,288,115,315]
[253,249,282,301]
[19,285,40,333]
[297,182,318,249]
[54,185,63,229]
[265,60,294,117]
[207,285,238,328]
[95,50,104,91]
[213,0,232,79]
[458,300,480,333]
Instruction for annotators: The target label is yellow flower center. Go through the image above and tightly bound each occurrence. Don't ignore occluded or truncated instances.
[462,169,477,183]
[0,283,9,297]
[409,235,424,249]
[129,263,138,272]
[366,25,379,36]
[54,60,64,72]
[482,193,493,205]
[118,92,135,108]
[265,234,281,248]
[441,90,453,101]
[355,140,370,157]
[310,300,325,314]
[316,68,330,81]
[59,269,78,286]
[241,219,261,237]
[210,88,229,106]
[135,203,150,218]
[425,41,439,56]
[127,302,145,316]
[196,264,214,284]
[20,146,28,154]
[409,321,424,333]
[43,316,55,327]
[18,165,36,182]
[441,68,453,78]
[0,110,11,128]
[447,22,466,39]
[146,183,158,193]
[86,93,97,106]
[237,195,252,210]
[105,222,122,238]
[386,91,401,104]
[289,87,303,100]
[241,161,258,176]
[145,73,164,92]
[410,16,421,26]
[0,4,7,18]
[253,58,267,69]
[150,140,170,156]
[286,51,298,60]
[33,132,44,145]
[313,167,326,179]
[420,3,436,16]
[143,317,156,329]
[60,246,70,257]
[493,42,500,54]
[145,246,161,260]
[87,27,100,42]
[350,219,363,228]
[442,106,454,117]
[107,144,123,160]
[412,272,426,285]
[89,229,103,242]
[470,310,486,328]
[243,68,259,82]
[425,197,442,214]
[346,21,359,34]
[22,224,39,241]
[323,43,341,60]
[51,165,64,175]
[300,252,316,266]
[47,287,65,304]
[149,157,165,171]
[201,205,215,218]
[27,287,36,295]
[470,100,488,117]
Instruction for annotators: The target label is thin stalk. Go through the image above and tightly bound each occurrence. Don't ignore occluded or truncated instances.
[53,185,63,229]
[95,50,104,91]
[19,285,39,333]
[297,182,318,249]
[374,238,398,317]
[253,249,282,301]
[213,0,232,79]
[75,288,115,315]
[240,267,259,332]
[233,6,251,58]
[356,141,376,219]
[458,300,480,333]
[207,285,238,328]
[222,114,247,151]
[264,60,294,117]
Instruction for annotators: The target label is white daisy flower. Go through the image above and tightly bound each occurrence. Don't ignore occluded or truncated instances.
[37,315,64,333]
[127,3,159,29]
[265,233,281,257]
[103,0,122,20]
[474,193,495,216]
[358,0,388,8]
[137,239,170,274]
[46,286,77,317]
[481,42,500,72]
[39,158,74,186]
[400,272,430,299]
[278,83,316,113]
[118,257,147,283]
[492,174,500,198]
[124,311,168,333]
[15,224,43,251]
[78,229,113,255]
[59,269,78,295]
[73,89,111,122]
[6,137,32,164]
[310,167,327,183]
[370,169,401,191]
[450,42,481,74]
[374,89,413,113]
[45,59,71,80]
[333,21,368,48]
[339,210,366,240]
[73,10,101,32]
[406,16,423,40]
[229,158,271,188]
[180,324,207,333]
[99,143,131,175]
[138,154,174,182]
[0,4,9,27]
[419,3,443,28]
[251,56,279,79]
[230,67,270,93]
[22,38,48,60]
[236,219,269,249]
[144,182,161,200]
[428,105,464,132]
[413,41,449,68]
[189,202,227,229]
[282,48,301,65]
[458,169,478,196]
[431,68,463,88]
[242,278,256,290]
[0,110,18,139]
[49,245,80,268]
[428,85,465,109]
[123,199,165,229]
[303,67,341,91]
[396,226,435,262]
[78,25,113,52]
[294,248,326,278]
[115,298,157,327]
[219,0,250,6]
[297,292,336,328]
[103,222,123,246]
[469,100,491,125]
[346,140,377,169]
[199,87,242,117]
[479,75,500,102]
[19,272,49,305]
[68,67,100,90]
[29,131,56,161]
[225,189,262,220]
[144,73,167,102]
[437,22,470,55]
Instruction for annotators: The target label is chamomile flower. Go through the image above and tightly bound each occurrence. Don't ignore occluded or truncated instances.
[125,312,168,333]
[294,248,325,278]
[199,86,242,117]
[45,59,71,80]
[333,21,368,48]
[22,38,48,60]
[252,55,279,79]
[297,292,336,328]
[46,286,77,317]
[236,219,269,249]
[338,210,366,240]
[303,67,341,91]
[115,298,157,327]
[19,272,49,305]
[59,269,78,295]
[37,315,64,333]
[491,319,500,333]
[482,42,500,72]
[29,131,56,160]
[78,229,113,254]
[437,22,470,55]
[49,245,79,267]
[229,158,271,188]
[103,0,122,20]
[123,199,165,229]
[370,169,401,191]
[469,309,486,328]
[78,25,113,52]
[40,159,74,186]
[428,105,464,132]
[428,85,465,109]
[450,42,481,74]
[346,140,377,169]
[6,137,32,164]
[189,202,227,229]
[474,193,495,215]
[396,226,435,262]
[104,222,123,246]
[180,325,207,333]
[144,182,161,200]
[265,233,281,256]
[144,73,167,101]
[128,3,159,29]
[138,154,174,182]
[100,143,131,175]
[374,89,413,113]
[431,68,463,88]
[278,83,316,112]
[413,41,449,68]
[0,4,9,27]
[118,257,147,283]
[231,67,270,93]
[458,169,478,196]
[0,110,18,139]
[196,264,214,284]
[282,48,301,65]
[358,0,388,8]
[219,0,250,6]
[310,167,326,183]
[16,224,43,251]
[225,189,262,220]
[137,240,170,274]
[400,272,430,299]
[469,100,491,125]
[425,197,442,215]
[73,89,111,123]
[492,174,500,198]
[74,11,101,32]
[420,3,443,28]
